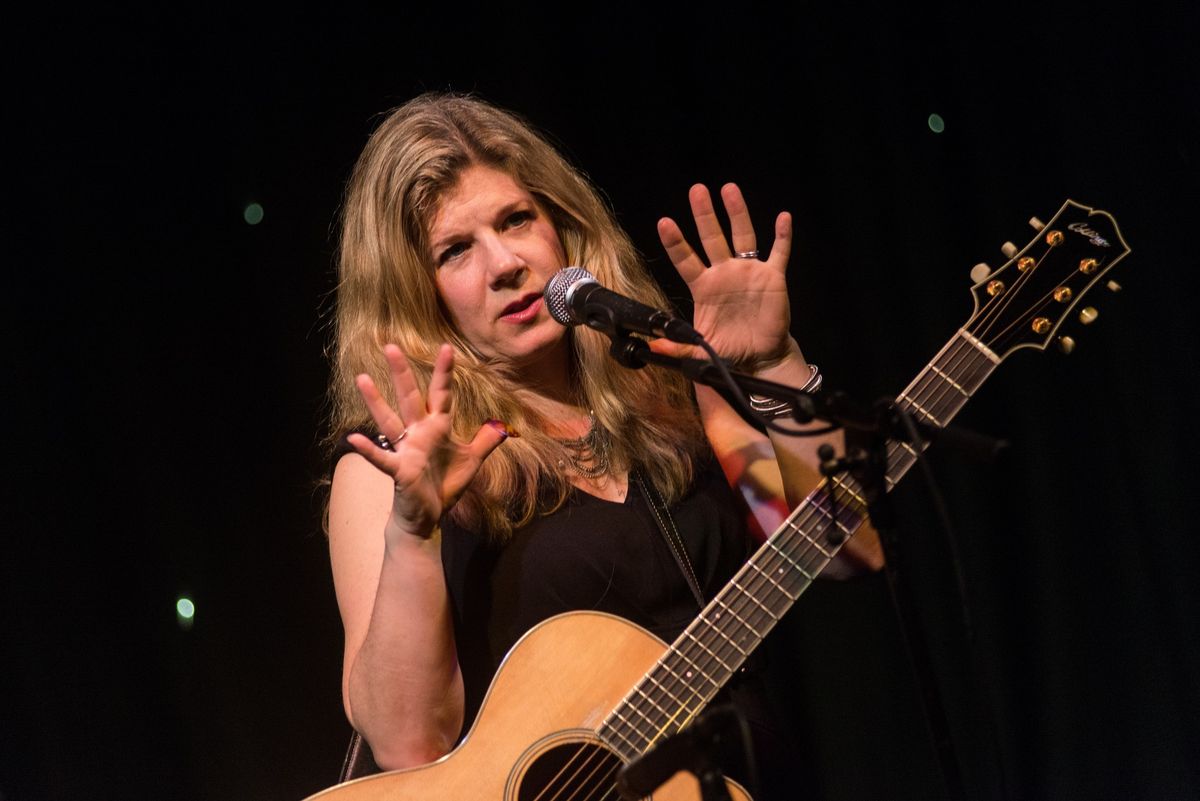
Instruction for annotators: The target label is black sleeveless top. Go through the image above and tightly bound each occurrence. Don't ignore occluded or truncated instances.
[440,459,753,734]
[334,439,797,797]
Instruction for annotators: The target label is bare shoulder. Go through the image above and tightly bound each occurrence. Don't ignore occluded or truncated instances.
[330,452,395,536]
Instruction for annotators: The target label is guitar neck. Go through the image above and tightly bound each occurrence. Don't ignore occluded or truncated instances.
[597,329,999,759]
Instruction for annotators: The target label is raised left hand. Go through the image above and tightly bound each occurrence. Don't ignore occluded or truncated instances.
[656,183,795,372]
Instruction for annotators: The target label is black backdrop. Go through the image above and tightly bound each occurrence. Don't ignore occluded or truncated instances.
[5,3,1198,800]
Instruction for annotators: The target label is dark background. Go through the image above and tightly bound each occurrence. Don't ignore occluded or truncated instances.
[5,3,1198,800]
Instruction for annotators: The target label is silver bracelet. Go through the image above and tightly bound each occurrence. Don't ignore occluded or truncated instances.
[749,363,822,418]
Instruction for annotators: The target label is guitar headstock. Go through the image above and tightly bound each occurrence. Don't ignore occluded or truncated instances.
[966,200,1130,360]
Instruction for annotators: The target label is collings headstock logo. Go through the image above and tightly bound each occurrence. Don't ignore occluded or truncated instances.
[1068,222,1110,247]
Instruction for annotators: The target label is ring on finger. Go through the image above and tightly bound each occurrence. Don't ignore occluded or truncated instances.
[376,430,408,451]
[735,250,760,259]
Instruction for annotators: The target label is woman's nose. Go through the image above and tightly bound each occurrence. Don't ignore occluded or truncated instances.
[482,236,525,288]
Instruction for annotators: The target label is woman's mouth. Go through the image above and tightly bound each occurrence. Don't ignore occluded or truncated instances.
[499,293,543,323]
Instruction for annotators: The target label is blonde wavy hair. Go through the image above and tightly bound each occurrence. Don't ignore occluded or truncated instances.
[328,93,707,540]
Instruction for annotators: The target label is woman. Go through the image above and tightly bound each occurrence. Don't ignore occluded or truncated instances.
[326,93,882,789]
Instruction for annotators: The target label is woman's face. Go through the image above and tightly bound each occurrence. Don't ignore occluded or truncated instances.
[429,164,569,377]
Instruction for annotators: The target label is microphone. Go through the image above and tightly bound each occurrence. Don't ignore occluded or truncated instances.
[543,267,702,345]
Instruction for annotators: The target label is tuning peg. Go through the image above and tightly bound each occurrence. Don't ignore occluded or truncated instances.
[1057,335,1076,354]
[1079,306,1099,325]
[1001,241,1018,259]
[1107,280,1122,292]
[970,263,992,283]
[1029,216,1045,231]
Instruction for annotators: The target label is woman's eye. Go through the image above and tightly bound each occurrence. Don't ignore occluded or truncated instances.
[505,210,534,228]
[438,242,470,265]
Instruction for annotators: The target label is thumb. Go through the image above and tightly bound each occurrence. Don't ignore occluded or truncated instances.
[466,419,516,464]
[646,337,702,360]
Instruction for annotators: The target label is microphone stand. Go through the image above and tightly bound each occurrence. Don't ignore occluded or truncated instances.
[609,333,1001,801]
[615,705,750,801]
[607,335,1002,458]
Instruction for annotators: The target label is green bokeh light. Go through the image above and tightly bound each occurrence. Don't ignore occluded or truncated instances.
[176,597,195,619]
[927,113,946,133]
[243,203,264,225]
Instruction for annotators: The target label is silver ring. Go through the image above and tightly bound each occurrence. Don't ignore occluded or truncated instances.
[377,430,408,451]
[734,250,760,260]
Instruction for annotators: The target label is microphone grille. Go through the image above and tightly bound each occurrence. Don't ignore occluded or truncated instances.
[544,266,595,325]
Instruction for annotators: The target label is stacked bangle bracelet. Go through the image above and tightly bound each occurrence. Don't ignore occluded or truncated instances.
[748,363,822,419]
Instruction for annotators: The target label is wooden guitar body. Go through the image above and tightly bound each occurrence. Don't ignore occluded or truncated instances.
[305,611,750,801]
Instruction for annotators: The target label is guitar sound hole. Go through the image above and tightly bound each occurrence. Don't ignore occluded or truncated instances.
[517,741,625,801]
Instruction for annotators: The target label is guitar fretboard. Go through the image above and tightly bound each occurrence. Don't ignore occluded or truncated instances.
[597,329,999,759]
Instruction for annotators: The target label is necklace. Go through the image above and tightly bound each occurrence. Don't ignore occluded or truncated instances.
[554,412,612,479]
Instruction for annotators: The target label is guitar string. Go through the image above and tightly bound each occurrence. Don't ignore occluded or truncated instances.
[593,330,1002,785]
[609,332,994,753]
[899,332,992,433]
[527,261,1058,799]
[527,740,623,801]
[603,380,959,750]
[609,468,871,747]
[969,242,1077,355]
[969,245,1045,341]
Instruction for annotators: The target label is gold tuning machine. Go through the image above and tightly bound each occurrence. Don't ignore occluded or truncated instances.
[1079,307,1099,325]
[1001,241,1018,259]
[1029,216,1045,231]
[1057,336,1076,354]
[970,263,992,283]
[1107,280,1122,292]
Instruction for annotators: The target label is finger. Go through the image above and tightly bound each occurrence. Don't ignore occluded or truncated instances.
[646,337,703,361]
[426,344,455,415]
[765,211,793,273]
[345,431,400,474]
[688,183,733,265]
[355,372,407,442]
[468,421,512,464]
[720,183,758,256]
[657,216,708,284]
[383,344,427,424]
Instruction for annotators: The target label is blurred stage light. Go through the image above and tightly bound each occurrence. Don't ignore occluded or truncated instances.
[927,113,945,133]
[243,203,265,225]
[176,596,196,630]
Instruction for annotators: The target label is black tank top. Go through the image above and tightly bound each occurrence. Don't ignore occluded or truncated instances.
[440,459,752,732]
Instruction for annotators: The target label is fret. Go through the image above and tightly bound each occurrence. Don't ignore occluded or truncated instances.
[661,648,721,692]
[601,720,641,754]
[765,539,816,581]
[704,604,758,650]
[729,580,780,621]
[799,503,855,543]
[682,629,735,674]
[957,328,1001,363]
[828,474,867,506]
[633,679,680,718]
[895,392,945,426]
[746,559,798,601]
[807,489,866,533]
[787,520,834,557]
[929,365,970,397]
[608,706,654,747]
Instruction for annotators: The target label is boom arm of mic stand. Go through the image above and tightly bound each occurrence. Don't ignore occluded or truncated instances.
[608,335,1005,458]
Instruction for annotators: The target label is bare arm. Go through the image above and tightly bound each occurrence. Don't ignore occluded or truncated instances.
[658,183,882,573]
[329,344,507,769]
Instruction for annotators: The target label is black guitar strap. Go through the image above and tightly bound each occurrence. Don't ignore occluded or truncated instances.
[631,470,706,610]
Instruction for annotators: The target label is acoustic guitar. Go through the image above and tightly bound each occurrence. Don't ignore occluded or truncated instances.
[305,201,1129,801]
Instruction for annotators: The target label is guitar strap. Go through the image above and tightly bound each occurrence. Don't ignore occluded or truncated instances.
[631,470,706,610]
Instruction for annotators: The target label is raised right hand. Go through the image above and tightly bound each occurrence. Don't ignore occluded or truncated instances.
[346,343,510,540]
